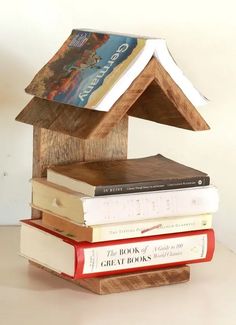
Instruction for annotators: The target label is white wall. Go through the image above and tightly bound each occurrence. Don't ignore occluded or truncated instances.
[1,0,236,251]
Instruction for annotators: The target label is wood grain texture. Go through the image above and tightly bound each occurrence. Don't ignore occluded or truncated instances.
[30,262,190,295]
[128,80,194,129]
[16,97,107,139]
[78,265,190,294]
[31,116,128,218]
[153,59,209,131]
[16,57,209,139]
[128,60,210,131]
[32,117,127,177]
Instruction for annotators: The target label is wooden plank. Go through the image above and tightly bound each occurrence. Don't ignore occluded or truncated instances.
[128,62,209,131]
[15,97,65,129]
[78,265,190,294]
[128,80,194,130]
[32,116,128,177]
[30,262,190,295]
[87,59,155,138]
[16,97,107,139]
[152,59,209,131]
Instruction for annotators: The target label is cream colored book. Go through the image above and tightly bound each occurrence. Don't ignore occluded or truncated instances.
[32,178,218,226]
[42,212,213,243]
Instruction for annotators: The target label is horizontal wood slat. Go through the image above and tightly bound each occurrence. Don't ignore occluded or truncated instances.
[30,262,190,295]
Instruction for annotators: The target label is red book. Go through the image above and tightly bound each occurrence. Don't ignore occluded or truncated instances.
[20,219,215,279]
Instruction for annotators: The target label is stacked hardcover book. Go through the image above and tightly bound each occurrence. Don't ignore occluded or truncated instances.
[20,154,218,279]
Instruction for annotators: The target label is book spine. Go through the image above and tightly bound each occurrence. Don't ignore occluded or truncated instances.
[42,212,93,242]
[42,212,212,242]
[95,176,210,196]
[94,214,212,242]
[75,229,214,278]
[83,186,218,225]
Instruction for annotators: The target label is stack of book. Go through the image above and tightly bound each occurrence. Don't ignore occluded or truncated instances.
[20,154,218,280]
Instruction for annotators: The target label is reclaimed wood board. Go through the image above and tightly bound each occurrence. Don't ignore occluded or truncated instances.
[78,265,190,294]
[30,261,190,295]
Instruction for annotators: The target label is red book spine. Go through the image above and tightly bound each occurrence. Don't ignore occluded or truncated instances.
[73,229,215,279]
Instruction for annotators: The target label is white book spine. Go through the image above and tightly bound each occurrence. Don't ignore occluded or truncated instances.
[95,38,207,112]
[83,186,218,225]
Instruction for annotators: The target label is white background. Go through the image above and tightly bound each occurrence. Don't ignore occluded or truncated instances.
[0,0,235,251]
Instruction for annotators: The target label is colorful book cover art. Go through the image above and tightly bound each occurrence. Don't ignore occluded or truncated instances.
[25,30,146,109]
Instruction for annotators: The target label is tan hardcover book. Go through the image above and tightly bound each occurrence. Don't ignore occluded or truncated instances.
[42,212,213,243]
[47,154,210,197]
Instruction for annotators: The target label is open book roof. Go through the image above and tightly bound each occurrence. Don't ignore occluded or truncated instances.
[16,29,209,139]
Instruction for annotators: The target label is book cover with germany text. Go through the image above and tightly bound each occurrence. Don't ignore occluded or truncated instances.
[25,30,145,109]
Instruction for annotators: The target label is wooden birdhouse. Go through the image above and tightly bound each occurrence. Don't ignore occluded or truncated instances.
[16,29,210,294]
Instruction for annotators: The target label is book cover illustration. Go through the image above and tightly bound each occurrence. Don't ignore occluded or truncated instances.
[26,30,145,109]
